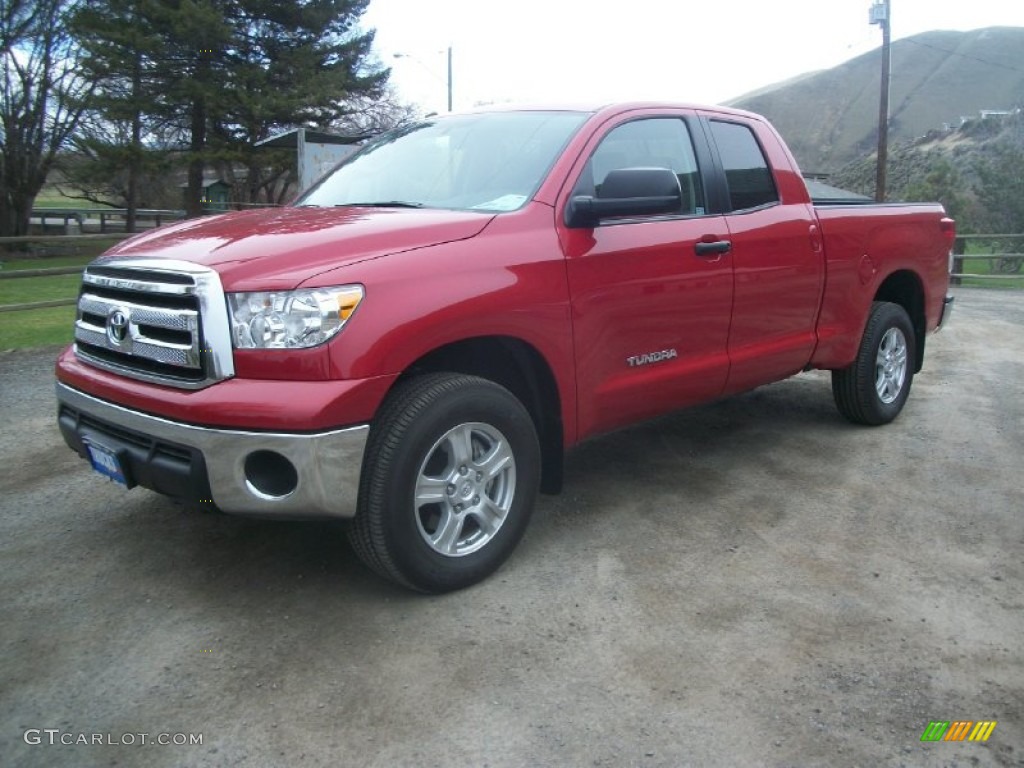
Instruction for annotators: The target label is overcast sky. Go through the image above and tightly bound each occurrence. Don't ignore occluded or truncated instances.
[361,0,1024,114]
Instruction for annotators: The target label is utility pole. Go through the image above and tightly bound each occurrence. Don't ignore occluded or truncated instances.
[870,0,892,202]
[392,47,453,113]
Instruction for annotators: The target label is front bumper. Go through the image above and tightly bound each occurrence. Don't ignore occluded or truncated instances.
[57,383,368,519]
[936,294,955,331]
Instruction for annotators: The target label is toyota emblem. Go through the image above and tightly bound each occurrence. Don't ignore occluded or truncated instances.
[107,308,130,346]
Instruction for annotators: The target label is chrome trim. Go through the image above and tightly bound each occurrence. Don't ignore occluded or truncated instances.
[74,258,234,389]
[58,383,368,519]
[76,293,201,367]
[936,294,954,332]
[83,271,194,295]
[244,477,295,502]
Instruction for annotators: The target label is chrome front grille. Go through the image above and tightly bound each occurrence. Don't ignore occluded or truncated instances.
[74,259,234,389]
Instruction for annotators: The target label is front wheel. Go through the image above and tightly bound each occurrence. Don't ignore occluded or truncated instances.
[349,374,540,593]
[832,301,916,426]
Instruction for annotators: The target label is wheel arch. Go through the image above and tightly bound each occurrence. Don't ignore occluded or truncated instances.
[389,336,564,495]
[874,270,926,372]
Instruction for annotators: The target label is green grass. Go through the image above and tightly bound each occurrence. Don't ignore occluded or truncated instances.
[0,254,90,349]
[33,187,112,208]
[0,239,130,349]
[955,241,1024,289]
[1,237,124,261]
[0,273,82,306]
[32,195,88,208]
[957,263,1024,289]
[0,255,92,306]
[0,255,94,271]
[0,305,77,349]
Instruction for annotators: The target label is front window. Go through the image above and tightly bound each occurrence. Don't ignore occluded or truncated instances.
[571,118,707,217]
[298,111,589,213]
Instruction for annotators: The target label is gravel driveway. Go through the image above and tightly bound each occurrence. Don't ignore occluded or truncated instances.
[1,287,1021,767]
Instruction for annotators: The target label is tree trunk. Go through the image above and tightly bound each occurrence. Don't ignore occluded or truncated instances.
[0,196,26,238]
[185,52,209,219]
[1,171,46,238]
[185,97,206,218]
[127,58,142,233]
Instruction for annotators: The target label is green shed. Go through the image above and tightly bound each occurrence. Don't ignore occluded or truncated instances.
[180,179,232,213]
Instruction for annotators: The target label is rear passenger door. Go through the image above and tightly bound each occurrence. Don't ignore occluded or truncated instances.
[702,117,824,394]
[558,113,734,439]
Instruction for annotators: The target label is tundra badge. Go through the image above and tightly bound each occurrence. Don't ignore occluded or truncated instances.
[627,349,678,368]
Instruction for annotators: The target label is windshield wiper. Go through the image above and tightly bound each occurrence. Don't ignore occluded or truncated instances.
[338,201,426,209]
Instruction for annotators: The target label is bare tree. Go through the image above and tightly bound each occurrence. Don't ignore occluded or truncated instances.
[331,87,418,135]
[1,0,93,236]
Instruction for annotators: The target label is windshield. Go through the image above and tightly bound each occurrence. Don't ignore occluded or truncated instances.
[297,111,588,213]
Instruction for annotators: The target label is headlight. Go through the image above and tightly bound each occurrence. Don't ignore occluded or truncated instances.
[227,285,364,349]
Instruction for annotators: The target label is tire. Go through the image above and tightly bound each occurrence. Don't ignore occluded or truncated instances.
[832,301,916,426]
[348,373,541,593]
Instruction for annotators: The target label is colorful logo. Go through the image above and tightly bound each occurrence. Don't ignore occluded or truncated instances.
[920,720,997,742]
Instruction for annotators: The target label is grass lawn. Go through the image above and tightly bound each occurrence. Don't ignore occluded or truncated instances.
[0,255,95,271]
[0,273,82,306]
[1,237,125,262]
[0,305,77,350]
[0,254,92,350]
[957,273,1024,289]
[32,195,89,208]
[32,187,113,208]
[956,243,1024,289]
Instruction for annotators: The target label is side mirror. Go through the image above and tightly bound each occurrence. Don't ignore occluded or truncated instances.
[566,167,681,228]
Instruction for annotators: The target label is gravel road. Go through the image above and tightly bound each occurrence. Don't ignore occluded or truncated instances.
[1,287,1021,767]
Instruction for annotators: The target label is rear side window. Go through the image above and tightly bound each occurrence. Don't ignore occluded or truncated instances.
[572,118,706,216]
[709,121,778,211]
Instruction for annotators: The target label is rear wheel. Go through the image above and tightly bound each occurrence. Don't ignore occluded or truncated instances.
[349,373,540,592]
[832,301,916,426]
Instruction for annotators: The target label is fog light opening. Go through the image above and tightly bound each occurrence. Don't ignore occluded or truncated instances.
[244,450,298,500]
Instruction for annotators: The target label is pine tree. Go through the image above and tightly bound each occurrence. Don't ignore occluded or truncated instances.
[211,0,388,206]
[69,0,168,230]
[68,0,388,216]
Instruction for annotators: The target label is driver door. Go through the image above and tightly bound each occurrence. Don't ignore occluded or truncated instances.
[559,115,734,439]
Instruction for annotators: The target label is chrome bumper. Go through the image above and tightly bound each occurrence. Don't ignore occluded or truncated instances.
[57,383,368,519]
[936,294,955,331]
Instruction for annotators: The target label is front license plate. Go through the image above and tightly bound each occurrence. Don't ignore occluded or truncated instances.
[84,439,129,487]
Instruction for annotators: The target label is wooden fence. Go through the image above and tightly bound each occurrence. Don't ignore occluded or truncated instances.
[31,208,184,234]
[0,234,134,313]
[951,234,1023,283]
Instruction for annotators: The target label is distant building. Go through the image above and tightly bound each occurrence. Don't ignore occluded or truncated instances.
[256,128,370,195]
[959,108,1020,126]
[979,109,1015,119]
[179,178,232,213]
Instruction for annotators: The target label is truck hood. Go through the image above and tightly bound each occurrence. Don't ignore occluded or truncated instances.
[97,206,496,291]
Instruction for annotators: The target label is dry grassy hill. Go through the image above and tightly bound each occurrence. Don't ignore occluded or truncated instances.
[730,27,1024,174]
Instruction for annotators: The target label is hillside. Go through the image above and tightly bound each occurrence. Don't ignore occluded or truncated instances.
[829,109,1024,232]
[730,27,1024,173]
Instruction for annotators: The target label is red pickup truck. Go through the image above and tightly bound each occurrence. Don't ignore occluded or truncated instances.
[56,103,955,592]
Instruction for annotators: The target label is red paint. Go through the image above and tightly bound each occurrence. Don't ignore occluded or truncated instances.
[56,103,952,452]
[56,348,394,430]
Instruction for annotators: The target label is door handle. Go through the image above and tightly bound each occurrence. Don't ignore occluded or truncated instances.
[694,239,732,257]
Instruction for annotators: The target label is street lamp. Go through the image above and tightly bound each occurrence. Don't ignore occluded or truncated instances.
[392,46,453,113]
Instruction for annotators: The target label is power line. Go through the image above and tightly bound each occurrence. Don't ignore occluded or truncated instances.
[901,36,1024,75]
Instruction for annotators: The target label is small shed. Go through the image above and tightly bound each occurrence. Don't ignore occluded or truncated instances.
[180,179,232,213]
[256,128,371,194]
